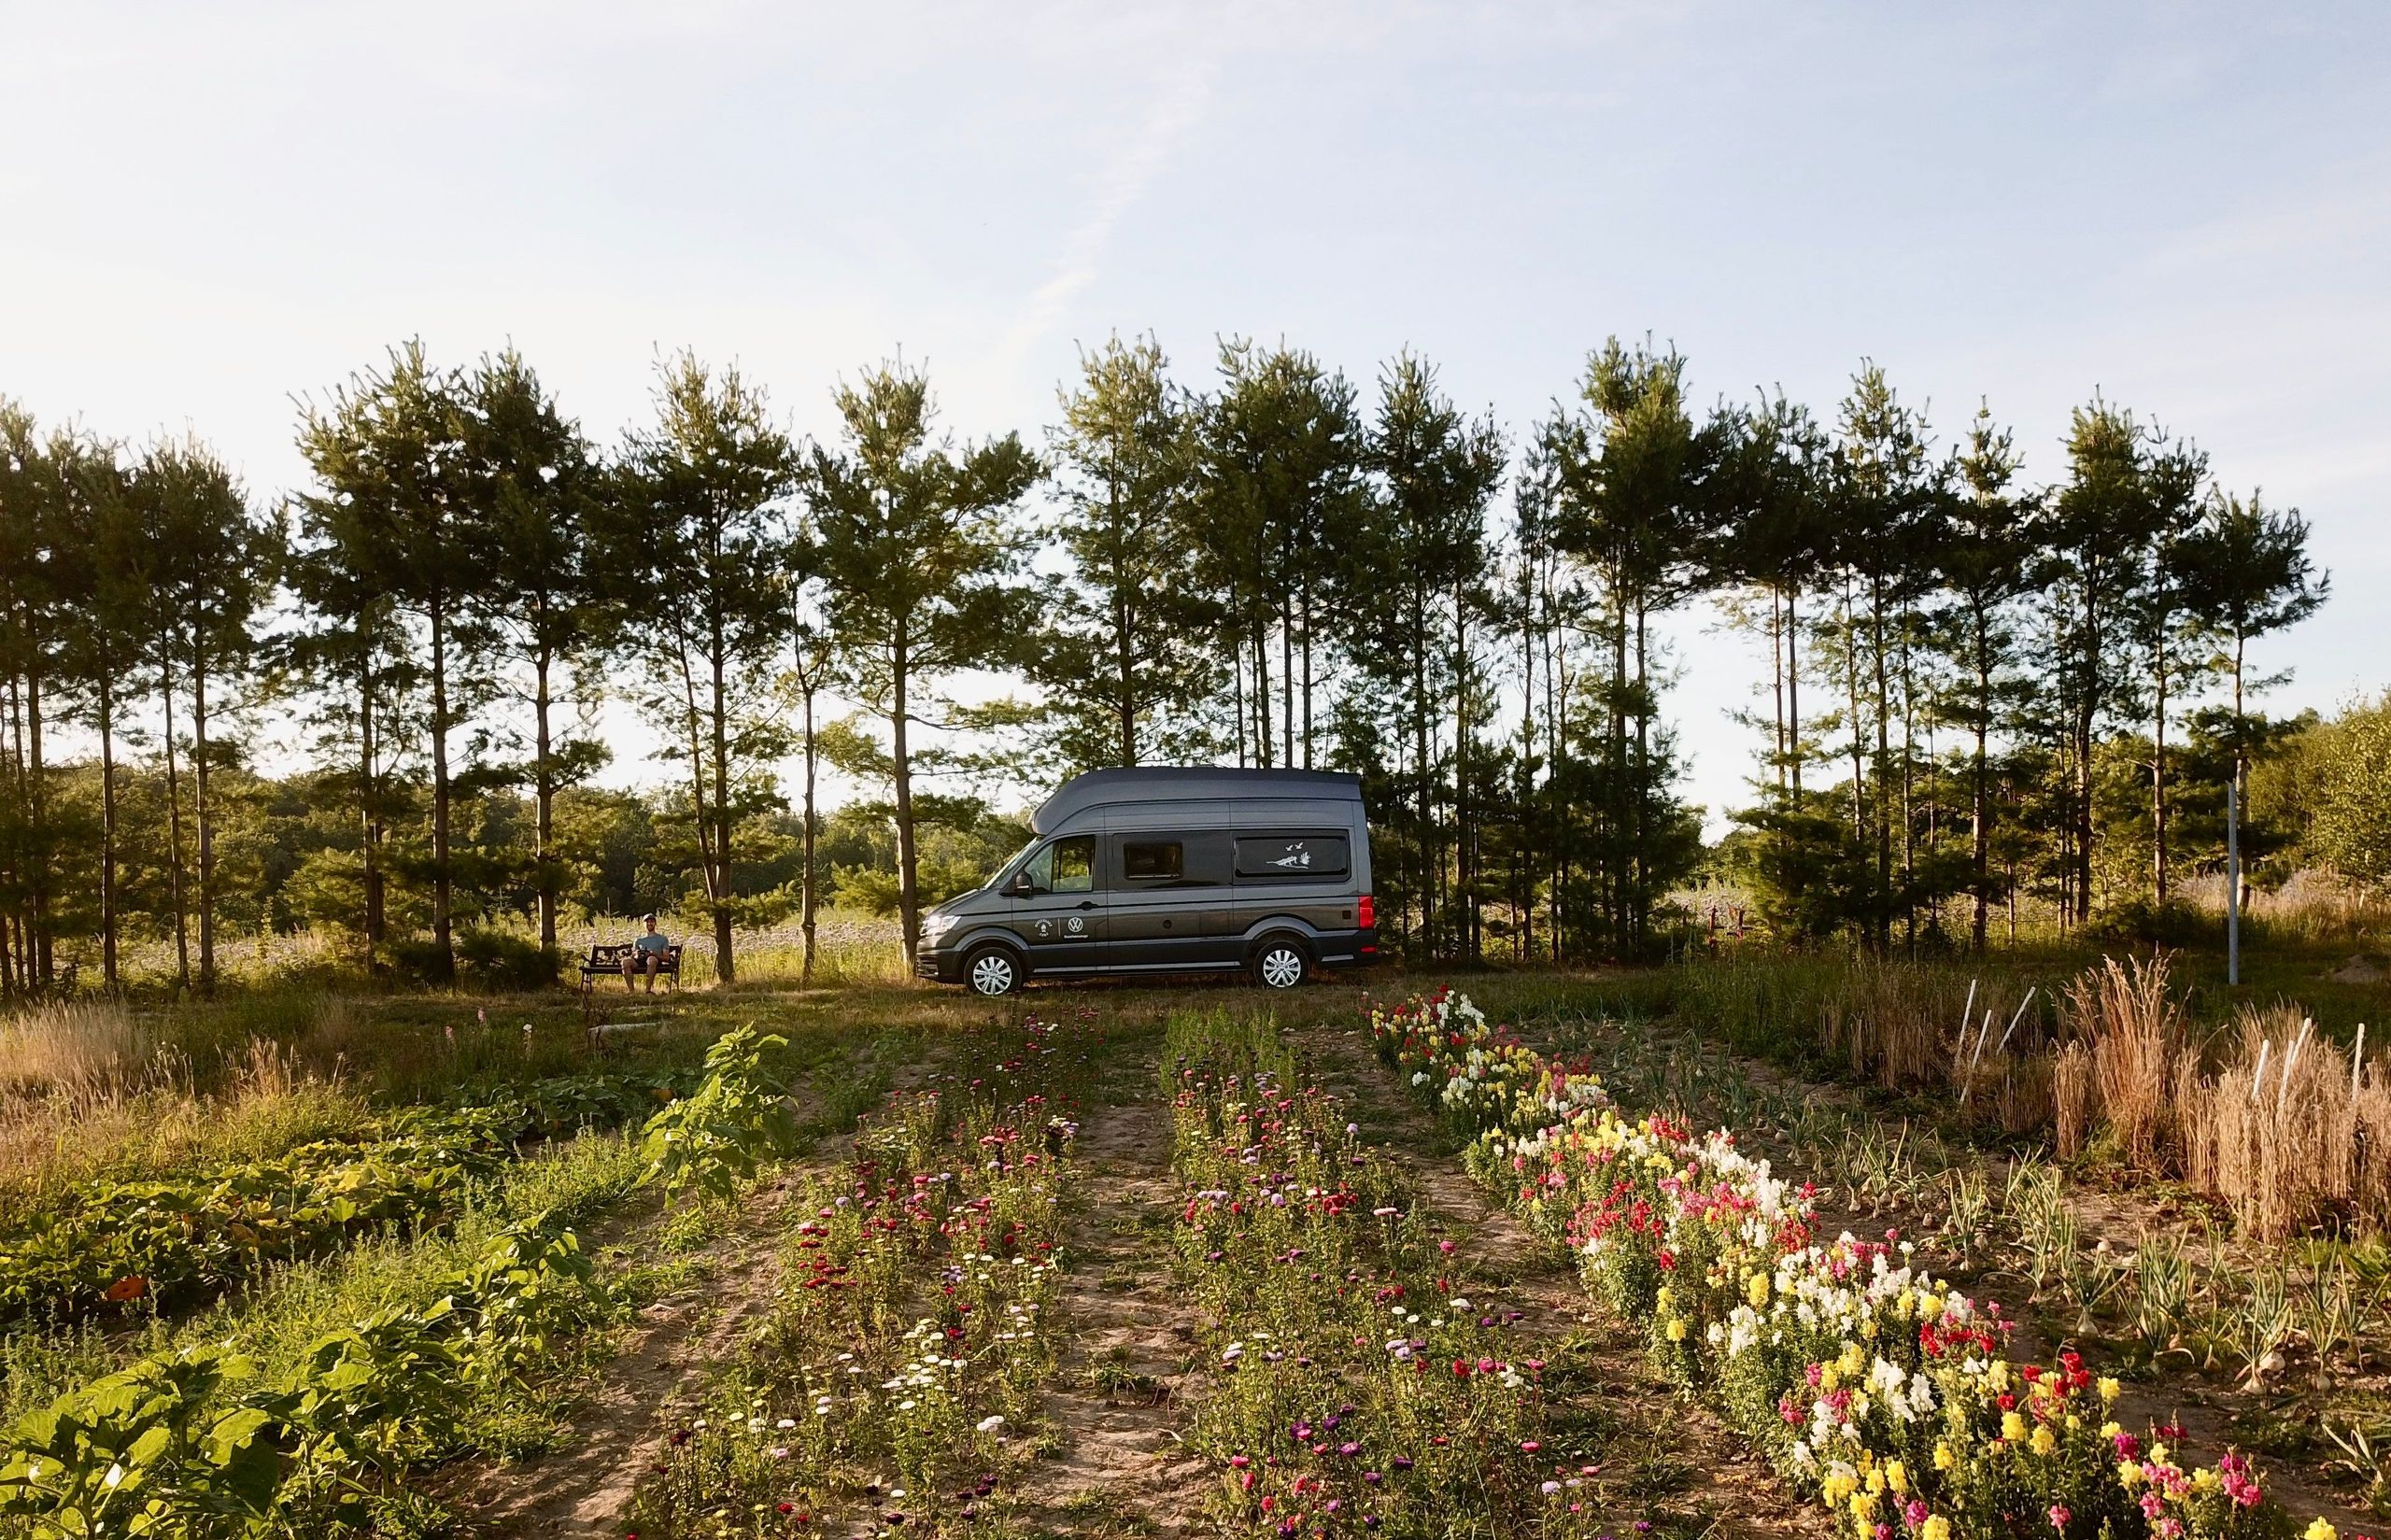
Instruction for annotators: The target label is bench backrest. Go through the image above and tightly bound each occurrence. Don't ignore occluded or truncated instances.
[585,941,683,968]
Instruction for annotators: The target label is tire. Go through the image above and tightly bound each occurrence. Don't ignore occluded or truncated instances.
[1250,937,1310,990]
[964,945,1023,997]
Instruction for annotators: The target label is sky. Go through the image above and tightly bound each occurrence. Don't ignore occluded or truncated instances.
[4,1,2385,833]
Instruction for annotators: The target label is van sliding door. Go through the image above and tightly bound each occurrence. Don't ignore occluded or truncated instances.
[1103,832,1229,968]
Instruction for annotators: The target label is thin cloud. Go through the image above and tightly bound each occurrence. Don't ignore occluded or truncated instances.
[997,48,1219,372]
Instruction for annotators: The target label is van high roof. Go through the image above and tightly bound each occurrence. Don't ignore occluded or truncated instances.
[1030,767,1362,835]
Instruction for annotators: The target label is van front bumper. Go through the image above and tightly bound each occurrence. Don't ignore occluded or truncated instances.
[915,943,963,983]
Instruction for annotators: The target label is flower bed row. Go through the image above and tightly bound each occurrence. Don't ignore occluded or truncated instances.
[1166,1008,1611,1538]
[634,1018,1080,1538]
[0,1065,700,1326]
[1368,989,2288,1540]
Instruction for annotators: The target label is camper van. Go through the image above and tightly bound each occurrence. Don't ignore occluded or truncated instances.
[915,767,1377,996]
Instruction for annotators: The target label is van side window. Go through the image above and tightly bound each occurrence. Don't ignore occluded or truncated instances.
[1122,841,1183,881]
[1233,835,1349,879]
[1026,836,1096,894]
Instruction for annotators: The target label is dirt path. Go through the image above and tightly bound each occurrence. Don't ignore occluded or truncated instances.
[1011,1045,1214,1537]
[453,1178,795,1538]
[1303,1020,1835,1540]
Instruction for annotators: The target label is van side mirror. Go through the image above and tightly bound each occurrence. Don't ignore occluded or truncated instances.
[1003,872,1034,897]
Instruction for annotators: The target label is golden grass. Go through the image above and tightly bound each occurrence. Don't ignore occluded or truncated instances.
[0,999,365,1229]
[2181,1007,2391,1241]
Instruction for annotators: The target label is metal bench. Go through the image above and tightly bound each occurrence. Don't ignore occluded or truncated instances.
[578,940,681,997]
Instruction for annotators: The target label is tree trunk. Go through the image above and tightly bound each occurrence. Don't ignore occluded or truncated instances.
[26,671,48,985]
[1300,587,1313,771]
[891,636,921,967]
[534,640,558,951]
[710,639,736,985]
[2152,638,2170,906]
[162,652,191,992]
[1787,590,1802,798]
[193,657,215,992]
[1971,605,1991,954]
[801,682,818,983]
[360,635,385,966]
[1412,584,1433,961]
[429,600,454,980]
[98,674,119,987]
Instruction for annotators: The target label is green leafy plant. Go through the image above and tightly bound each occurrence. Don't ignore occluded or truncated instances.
[0,1345,282,1536]
[636,1026,797,1201]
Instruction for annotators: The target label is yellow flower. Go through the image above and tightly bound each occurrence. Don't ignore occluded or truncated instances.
[2002,1411,2027,1443]
[1822,1472,1857,1505]
[1839,1342,1866,1377]
[1848,1491,1876,1520]
[1666,1318,1688,1343]
[1933,1442,1956,1472]
[1819,1363,1841,1392]
[2193,1468,2220,1493]
[2306,1519,2339,1540]
[1747,1273,1770,1307]
[2065,1414,2082,1432]
[1656,1285,1674,1311]
[2101,1420,2124,1440]
[1922,1519,1950,1540]
[1885,1460,1908,1495]
[2117,1462,2143,1489]
[2030,1425,2057,1457]
[2098,1376,2121,1402]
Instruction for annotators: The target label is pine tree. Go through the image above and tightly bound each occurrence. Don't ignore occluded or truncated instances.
[612,352,799,985]
[805,359,1038,967]
[1035,334,1215,771]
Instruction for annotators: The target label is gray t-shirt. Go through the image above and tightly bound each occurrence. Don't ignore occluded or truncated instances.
[634,931,672,954]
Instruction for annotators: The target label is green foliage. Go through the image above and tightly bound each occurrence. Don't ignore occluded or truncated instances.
[636,1025,796,1201]
[0,1345,280,1535]
[2308,695,2391,894]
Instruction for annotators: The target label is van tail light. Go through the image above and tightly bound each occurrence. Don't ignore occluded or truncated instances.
[1357,895,1375,931]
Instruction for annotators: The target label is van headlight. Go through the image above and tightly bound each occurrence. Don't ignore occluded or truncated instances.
[921,912,955,946]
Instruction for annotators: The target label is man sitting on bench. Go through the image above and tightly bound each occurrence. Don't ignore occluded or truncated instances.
[622,912,673,992]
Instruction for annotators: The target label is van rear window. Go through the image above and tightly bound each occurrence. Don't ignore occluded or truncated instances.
[1234,835,1348,879]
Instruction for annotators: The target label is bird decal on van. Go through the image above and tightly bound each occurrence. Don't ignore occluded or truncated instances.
[1269,842,1312,869]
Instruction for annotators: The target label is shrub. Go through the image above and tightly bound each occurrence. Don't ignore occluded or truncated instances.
[455,930,560,993]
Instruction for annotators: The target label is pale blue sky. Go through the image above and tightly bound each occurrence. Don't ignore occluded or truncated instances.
[4,2,2384,828]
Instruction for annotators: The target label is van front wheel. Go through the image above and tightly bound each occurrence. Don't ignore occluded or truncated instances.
[1252,939,1309,990]
[965,946,1023,996]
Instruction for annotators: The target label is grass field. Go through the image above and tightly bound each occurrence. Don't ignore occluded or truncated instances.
[0,944,2384,1538]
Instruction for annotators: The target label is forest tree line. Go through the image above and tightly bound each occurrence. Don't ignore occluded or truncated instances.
[0,332,2356,994]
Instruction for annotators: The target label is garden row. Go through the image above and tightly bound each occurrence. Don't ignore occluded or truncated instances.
[0,1066,695,1326]
[0,1028,787,1538]
[1370,989,2300,1540]
[633,1016,1082,1537]
[1163,1007,1617,1538]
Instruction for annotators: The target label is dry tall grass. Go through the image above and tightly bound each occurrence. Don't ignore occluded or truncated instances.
[0,999,363,1228]
[2059,955,2187,1169]
[2181,1007,2391,1240]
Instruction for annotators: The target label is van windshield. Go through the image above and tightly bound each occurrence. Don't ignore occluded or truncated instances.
[990,838,1040,890]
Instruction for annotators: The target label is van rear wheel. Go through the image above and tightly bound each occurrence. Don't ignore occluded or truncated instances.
[965,946,1023,996]
[1252,938,1309,990]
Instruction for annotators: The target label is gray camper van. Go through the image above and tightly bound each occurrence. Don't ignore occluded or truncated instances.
[915,767,1377,996]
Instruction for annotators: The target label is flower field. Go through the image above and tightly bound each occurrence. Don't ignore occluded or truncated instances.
[1369,987,2310,1540]
[632,1017,1080,1537]
[1165,1008,1612,1537]
[1,971,2380,1538]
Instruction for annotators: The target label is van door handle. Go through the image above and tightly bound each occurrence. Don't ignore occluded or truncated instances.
[1075,900,1097,911]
